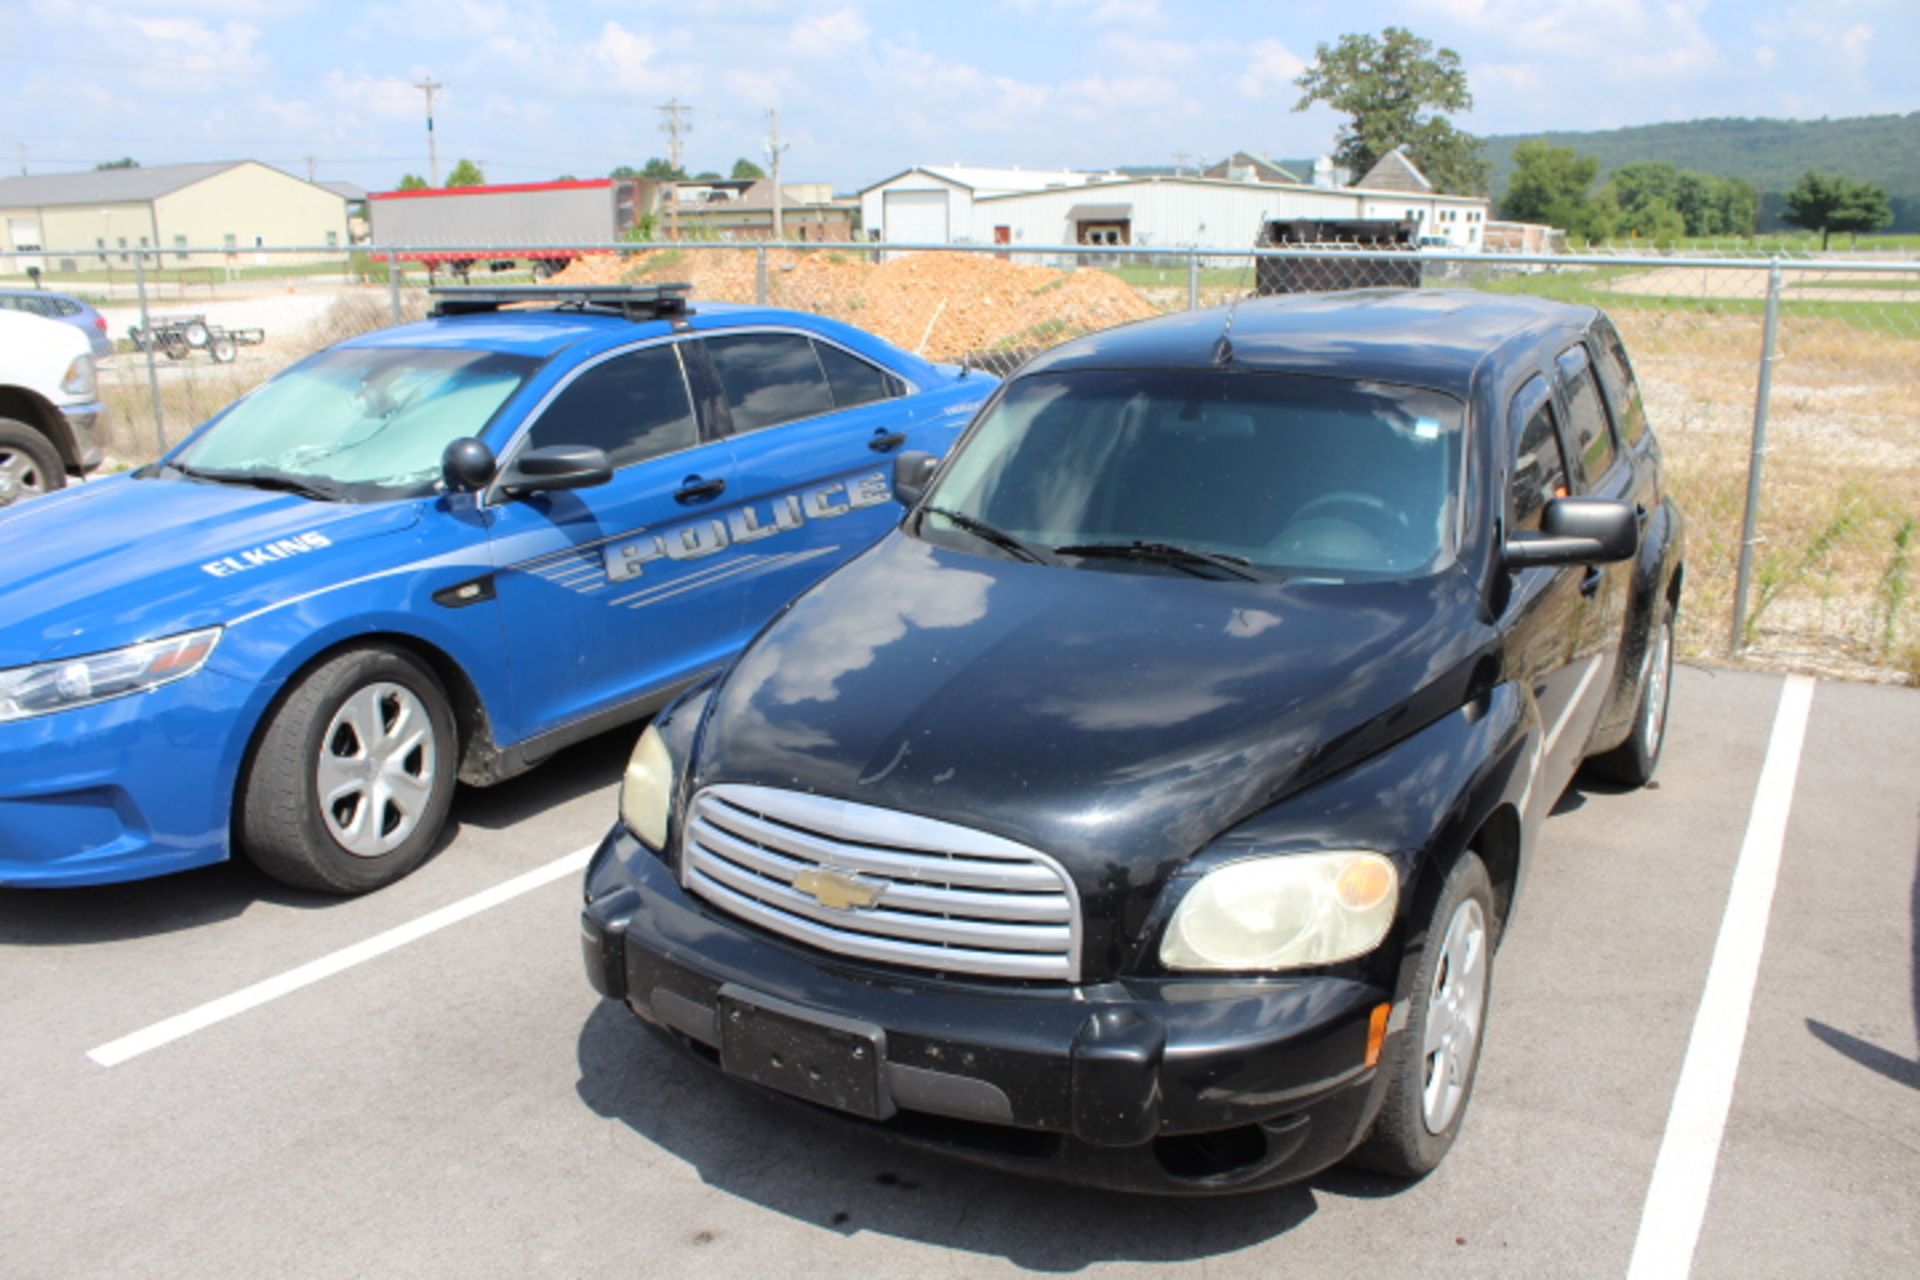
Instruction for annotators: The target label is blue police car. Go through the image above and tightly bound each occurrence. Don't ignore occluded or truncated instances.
[0,284,993,893]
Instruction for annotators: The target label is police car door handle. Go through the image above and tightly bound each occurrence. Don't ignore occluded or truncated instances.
[676,475,726,504]
[868,429,908,453]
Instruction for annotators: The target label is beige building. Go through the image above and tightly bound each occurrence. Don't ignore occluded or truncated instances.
[668,180,858,242]
[0,161,351,272]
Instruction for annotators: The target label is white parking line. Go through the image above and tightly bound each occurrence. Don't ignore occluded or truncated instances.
[86,844,596,1068]
[1626,673,1816,1280]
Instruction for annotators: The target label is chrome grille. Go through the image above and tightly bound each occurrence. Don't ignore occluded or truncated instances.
[681,784,1081,981]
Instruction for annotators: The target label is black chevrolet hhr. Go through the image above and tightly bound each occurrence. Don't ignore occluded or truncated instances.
[581,290,1684,1193]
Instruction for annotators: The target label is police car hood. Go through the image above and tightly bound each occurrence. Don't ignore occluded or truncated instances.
[0,473,422,665]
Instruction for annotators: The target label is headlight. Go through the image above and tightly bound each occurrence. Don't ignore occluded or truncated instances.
[619,723,676,849]
[61,355,96,398]
[0,627,222,723]
[1160,851,1399,971]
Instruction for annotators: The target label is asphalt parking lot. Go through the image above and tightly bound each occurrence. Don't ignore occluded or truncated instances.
[2,663,1914,1278]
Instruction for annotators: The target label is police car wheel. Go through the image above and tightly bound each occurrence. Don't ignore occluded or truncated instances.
[240,646,458,894]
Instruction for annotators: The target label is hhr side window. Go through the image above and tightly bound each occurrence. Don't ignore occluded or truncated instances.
[526,343,698,469]
[1591,321,1648,446]
[1555,344,1618,482]
[1508,378,1570,533]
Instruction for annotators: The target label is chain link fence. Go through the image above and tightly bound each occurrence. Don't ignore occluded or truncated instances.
[12,240,1917,683]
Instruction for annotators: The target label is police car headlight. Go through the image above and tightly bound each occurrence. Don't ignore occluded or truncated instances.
[1160,851,1398,971]
[619,723,676,850]
[0,627,222,722]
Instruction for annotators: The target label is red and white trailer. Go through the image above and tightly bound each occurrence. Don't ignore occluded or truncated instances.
[367,179,643,277]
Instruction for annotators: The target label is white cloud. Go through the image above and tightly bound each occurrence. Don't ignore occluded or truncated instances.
[1234,38,1306,100]
[587,20,667,92]
[790,6,871,58]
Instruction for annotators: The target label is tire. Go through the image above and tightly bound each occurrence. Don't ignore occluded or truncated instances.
[0,419,66,508]
[183,320,210,347]
[1586,603,1675,788]
[239,647,458,894]
[1348,853,1495,1180]
[208,332,237,363]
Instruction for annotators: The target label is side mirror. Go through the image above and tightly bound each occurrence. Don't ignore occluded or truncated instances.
[1505,497,1638,570]
[893,450,938,508]
[441,437,497,492]
[500,444,612,497]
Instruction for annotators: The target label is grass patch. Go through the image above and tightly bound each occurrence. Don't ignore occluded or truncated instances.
[1107,265,1248,289]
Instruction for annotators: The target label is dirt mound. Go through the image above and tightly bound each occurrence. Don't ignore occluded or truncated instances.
[550,248,1157,363]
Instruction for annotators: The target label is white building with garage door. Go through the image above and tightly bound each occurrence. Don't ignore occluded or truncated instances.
[861,150,1490,253]
[859,165,1123,247]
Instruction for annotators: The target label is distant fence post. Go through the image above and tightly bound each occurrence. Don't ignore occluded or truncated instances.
[134,250,164,454]
[755,244,769,305]
[1729,258,1786,654]
[1187,253,1200,310]
[387,251,402,325]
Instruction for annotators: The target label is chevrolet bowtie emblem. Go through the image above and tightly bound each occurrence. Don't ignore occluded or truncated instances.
[792,866,885,911]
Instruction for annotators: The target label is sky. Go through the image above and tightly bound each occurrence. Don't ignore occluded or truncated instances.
[1,0,1913,193]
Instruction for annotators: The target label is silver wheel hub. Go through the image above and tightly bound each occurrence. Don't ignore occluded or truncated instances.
[0,448,47,505]
[1644,620,1673,758]
[315,682,437,858]
[1422,896,1488,1135]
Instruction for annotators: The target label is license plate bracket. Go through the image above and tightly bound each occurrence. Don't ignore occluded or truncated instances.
[716,985,893,1121]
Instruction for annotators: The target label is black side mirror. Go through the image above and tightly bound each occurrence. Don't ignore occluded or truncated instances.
[1505,497,1639,570]
[893,450,938,508]
[500,444,612,497]
[442,437,497,492]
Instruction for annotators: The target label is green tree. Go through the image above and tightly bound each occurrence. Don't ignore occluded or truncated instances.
[731,157,766,180]
[445,158,486,187]
[641,157,688,181]
[610,164,642,179]
[1502,140,1612,239]
[1614,196,1686,244]
[693,170,723,181]
[1293,26,1489,193]
[94,156,139,170]
[396,173,429,190]
[554,173,578,182]
[1782,170,1893,248]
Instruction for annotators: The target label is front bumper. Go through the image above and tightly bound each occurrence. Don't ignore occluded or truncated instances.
[61,401,107,471]
[582,828,1395,1195]
[0,665,247,886]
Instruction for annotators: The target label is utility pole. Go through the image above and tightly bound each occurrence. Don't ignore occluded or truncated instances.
[658,98,691,240]
[1173,150,1192,176]
[15,142,26,176]
[764,107,790,241]
[415,75,444,186]
[305,155,316,183]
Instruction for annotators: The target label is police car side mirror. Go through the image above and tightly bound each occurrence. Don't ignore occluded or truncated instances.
[893,451,938,508]
[501,444,613,497]
[442,437,497,492]
[1505,497,1638,569]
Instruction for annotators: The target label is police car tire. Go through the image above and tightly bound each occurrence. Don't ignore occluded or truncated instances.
[0,421,66,506]
[240,646,457,895]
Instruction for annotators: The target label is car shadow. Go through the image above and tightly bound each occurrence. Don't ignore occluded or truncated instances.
[573,1000,1407,1268]
[1802,830,1920,1092]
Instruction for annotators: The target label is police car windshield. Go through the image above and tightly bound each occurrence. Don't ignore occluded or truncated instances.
[919,369,1463,581]
[173,346,538,494]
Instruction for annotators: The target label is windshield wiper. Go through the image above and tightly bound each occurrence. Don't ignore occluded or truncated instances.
[1053,540,1275,582]
[169,461,347,503]
[921,506,1053,565]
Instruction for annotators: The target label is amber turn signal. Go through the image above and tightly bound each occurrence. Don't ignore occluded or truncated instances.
[1364,1002,1391,1067]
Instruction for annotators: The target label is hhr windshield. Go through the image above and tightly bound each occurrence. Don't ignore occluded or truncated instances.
[922,369,1464,580]
[172,347,539,496]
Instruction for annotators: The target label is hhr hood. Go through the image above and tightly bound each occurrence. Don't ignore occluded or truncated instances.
[694,532,1493,901]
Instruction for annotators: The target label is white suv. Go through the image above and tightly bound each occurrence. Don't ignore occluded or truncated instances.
[0,309,105,506]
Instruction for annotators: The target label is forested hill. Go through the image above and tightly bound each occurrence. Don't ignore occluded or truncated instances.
[1480,113,1920,230]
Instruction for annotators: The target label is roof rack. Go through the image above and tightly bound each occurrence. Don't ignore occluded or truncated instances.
[428,282,694,321]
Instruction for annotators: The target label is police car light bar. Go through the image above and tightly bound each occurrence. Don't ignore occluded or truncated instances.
[428,283,694,321]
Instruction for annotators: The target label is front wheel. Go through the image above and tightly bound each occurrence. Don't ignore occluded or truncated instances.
[1586,604,1675,787]
[240,647,458,894]
[0,419,65,507]
[1348,852,1494,1180]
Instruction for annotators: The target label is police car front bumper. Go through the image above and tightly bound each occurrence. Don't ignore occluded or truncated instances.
[581,827,1394,1195]
[0,666,246,886]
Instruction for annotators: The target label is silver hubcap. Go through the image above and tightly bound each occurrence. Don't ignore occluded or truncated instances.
[0,448,47,505]
[1422,896,1489,1135]
[1643,620,1673,759]
[315,682,437,858]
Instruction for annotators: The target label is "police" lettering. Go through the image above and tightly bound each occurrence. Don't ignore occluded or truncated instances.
[601,471,892,583]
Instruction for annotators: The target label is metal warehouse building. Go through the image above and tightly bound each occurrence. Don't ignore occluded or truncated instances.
[861,150,1489,252]
[0,161,351,271]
